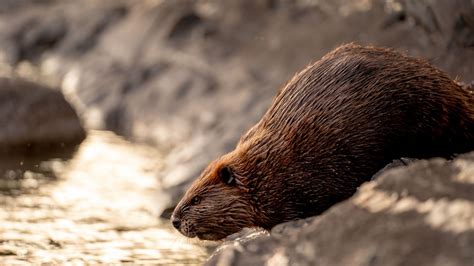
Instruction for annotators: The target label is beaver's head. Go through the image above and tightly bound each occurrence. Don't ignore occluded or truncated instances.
[170,113,343,240]
[170,154,257,240]
[171,125,301,241]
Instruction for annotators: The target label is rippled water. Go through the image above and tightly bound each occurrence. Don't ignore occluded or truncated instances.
[0,131,211,264]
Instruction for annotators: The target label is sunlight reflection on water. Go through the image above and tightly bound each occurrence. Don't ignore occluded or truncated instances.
[0,130,210,264]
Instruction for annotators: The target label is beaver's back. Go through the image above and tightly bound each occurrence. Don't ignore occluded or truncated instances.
[266,45,471,154]
[243,44,474,193]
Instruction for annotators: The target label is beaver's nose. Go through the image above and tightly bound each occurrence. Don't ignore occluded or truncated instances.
[171,215,181,230]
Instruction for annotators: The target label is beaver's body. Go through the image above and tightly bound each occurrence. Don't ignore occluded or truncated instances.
[171,44,474,241]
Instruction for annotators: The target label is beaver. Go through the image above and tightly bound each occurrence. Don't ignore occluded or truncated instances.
[171,44,474,241]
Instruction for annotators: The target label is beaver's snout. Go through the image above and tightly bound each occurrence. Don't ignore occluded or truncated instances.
[171,210,197,238]
[171,215,180,230]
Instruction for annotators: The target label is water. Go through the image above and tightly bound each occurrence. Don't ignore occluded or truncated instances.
[0,131,211,265]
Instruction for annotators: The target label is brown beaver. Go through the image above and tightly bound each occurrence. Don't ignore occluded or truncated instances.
[171,44,474,241]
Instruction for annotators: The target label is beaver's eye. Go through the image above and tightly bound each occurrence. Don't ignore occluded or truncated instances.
[191,196,201,205]
[219,166,235,185]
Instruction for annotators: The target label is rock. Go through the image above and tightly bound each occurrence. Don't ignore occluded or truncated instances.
[207,152,474,266]
[0,0,472,216]
[0,77,86,156]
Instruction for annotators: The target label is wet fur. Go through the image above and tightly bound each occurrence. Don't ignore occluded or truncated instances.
[172,44,474,240]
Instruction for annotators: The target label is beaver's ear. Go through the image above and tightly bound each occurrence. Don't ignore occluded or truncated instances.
[218,166,246,187]
[218,166,235,185]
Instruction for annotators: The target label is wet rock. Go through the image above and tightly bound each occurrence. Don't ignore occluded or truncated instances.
[0,77,86,156]
[396,0,474,79]
[0,0,55,15]
[207,152,474,266]
[0,0,127,65]
[0,0,472,217]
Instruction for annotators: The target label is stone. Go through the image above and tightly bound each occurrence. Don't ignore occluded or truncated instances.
[0,77,86,156]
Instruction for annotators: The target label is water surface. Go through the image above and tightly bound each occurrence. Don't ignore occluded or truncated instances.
[0,131,210,264]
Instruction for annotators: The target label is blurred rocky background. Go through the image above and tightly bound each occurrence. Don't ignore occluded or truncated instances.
[0,0,473,265]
